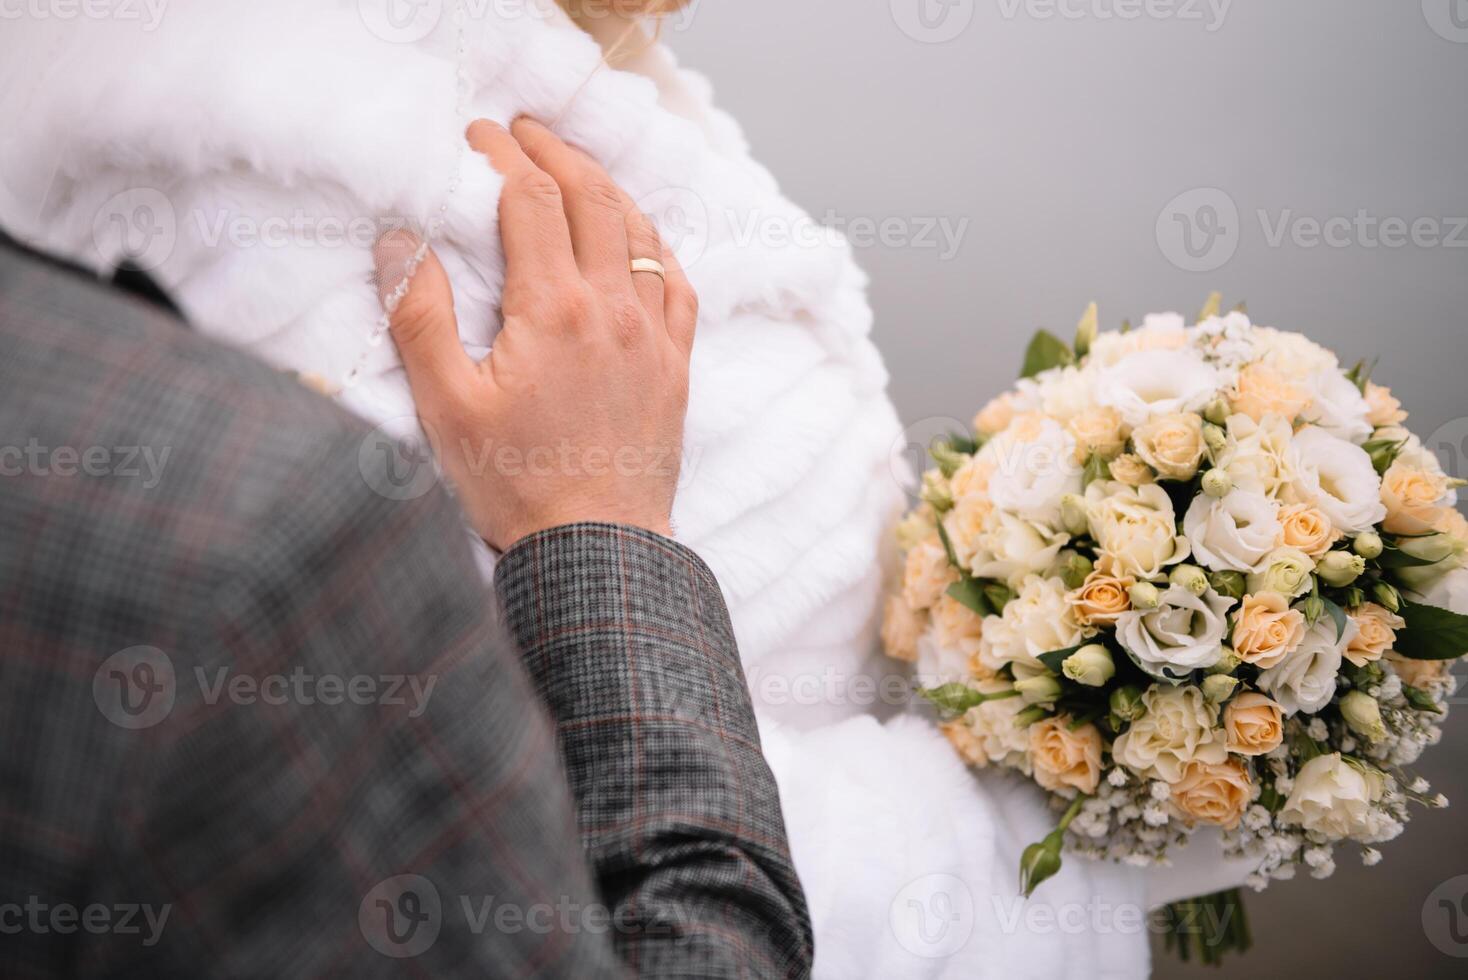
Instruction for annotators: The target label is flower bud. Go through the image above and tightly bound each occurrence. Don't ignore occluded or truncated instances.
[1317,551,1366,587]
[1019,831,1064,898]
[1352,532,1384,560]
[929,441,969,479]
[1015,674,1063,706]
[1301,594,1325,626]
[1208,570,1247,602]
[1129,581,1161,610]
[1109,685,1145,722]
[1397,532,1465,566]
[920,470,953,512]
[1059,493,1090,538]
[1202,674,1239,704]
[1373,581,1402,613]
[1203,399,1231,427]
[1200,468,1233,498]
[1075,302,1099,359]
[1062,644,1116,687]
[1058,550,1094,590]
[1340,690,1387,742]
[1340,585,1366,609]
[1170,563,1210,596]
[1014,705,1052,727]
[1207,649,1241,675]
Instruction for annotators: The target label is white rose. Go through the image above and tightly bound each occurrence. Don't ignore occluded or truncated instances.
[1279,753,1387,841]
[1088,313,1188,367]
[1250,326,1340,380]
[1184,489,1283,573]
[1256,616,1356,716]
[1288,426,1387,533]
[965,511,1070,587]
[978,575,1089,675]
[1219,413,1300,499]
[1301,368,1372,444]
[1114,585,1234,680]
[983,416,1083,526]
[1095,349,1222,427]
[1111,685,1229,782]
[1015,366,1097,423]
[1085,481,1191,579]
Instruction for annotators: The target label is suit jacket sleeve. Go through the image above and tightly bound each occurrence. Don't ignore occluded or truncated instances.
[495,524,815,979]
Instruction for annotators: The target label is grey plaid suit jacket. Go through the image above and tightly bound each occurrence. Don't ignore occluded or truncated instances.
[0,236,813,978]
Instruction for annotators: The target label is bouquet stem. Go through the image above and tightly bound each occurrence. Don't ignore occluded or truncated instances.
[1160,888,1251,966]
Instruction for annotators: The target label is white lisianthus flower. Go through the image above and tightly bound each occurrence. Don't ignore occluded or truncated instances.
[1219,413,1300,499]
[1111,685,1229,782]
[1301,368,1372,444]
[1184,489,1283,573]
[966,510,1070,587]
[1088,313,1188,367]
[1256,616,1356,715]
[1113,585,1234,680]
[1413,567,1468,616]
[978,575,1089,675]
[1289,426,1387,533]
[983,416,1083,527]
[1279,753,1387,841]
[1085,481,1191,579]
[1250,326,1340,380]
[1095,349,1222,427]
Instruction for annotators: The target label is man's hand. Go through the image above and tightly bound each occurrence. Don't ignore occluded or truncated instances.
[373,117,697,551]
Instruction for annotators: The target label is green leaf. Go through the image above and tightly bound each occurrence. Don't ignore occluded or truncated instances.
[1361,438,1406,476]
[1020,329,1074,379]
[1402,684,1445,715]
[1375,546,1444,570]
[1037,644,1086,675]
[946,578,993,617]
[919,684,990,715]
[1395,599,1468,661]
[1082,453,1112,488]
[1320,596,1349,643]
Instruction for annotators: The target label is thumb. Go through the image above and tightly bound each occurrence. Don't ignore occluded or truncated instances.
[373,230,478,406]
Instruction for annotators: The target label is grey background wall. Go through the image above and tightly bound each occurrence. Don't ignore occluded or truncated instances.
[668,2,1468,976]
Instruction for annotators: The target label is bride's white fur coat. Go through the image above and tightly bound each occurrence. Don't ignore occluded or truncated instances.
[0,3,1250,975]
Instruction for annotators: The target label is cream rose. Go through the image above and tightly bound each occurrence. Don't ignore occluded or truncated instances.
[902,539,957,611]
[942,497,993,574]
[1250,327,1340,379]
[1113,585,1233,680]
[1223,692,1285,756]
[967,687,1033,770]
[1096,349,1222,427]
[1184,489,1283,573]
[1344,602,1405,668]
[1067,406,1128,461]
[1088,314,1188,367]
[881,595,926,663]
[1228,362,1312,423]
[1275,502,1338,559]
[964,510,1070,587]
[1111,685,1229,782]
[978,575,1089,675]
[1279,753,1387,841]
[1066,561,1135,627]
[1363,383,1407,427]
[1133,412,1207,480]
[1108,453,1156,486]
[1289,427,1387,533]
[1380,456,1450,535]
[1029,716,1104,795]
[1256,615,1355,716]
[1085,481,1191,579]
[1219,413,1299,499]
[1170,758,1253,829]
[1230,592,1305,669]
[974,393,1019,435]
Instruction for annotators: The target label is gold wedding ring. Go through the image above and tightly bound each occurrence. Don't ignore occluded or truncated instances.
[630,257,666,280]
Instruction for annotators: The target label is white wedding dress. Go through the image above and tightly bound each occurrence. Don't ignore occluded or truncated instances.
[0,4,1248,975]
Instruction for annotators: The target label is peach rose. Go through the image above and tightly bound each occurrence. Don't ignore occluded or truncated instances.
[1363,383,1407,427]
[1170,758,1253,829]
[949,455,995,503]
[1108,453,1156,486]
[881,595,925,663]
[1231,592,1305,669]
[1132,412,1207,481]
[974,393,1019,435]
[1388,653,1449,690]
[902,539,958,611]
[1223,692,1284,756]
[1066,562,1135,627]
[1275,502,1340,559]
[1029,716,1104,795]
[1228,363,1312,423]
[1067,406,1128,461]
[942,718,990,768]
[1381,458,1449,535]
[1344,602,1405,667]
[933,593,985,661]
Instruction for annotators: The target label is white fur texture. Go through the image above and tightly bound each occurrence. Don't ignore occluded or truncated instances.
[0,4,1246,974]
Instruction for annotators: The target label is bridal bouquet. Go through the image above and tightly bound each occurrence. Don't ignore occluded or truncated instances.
[883,297,1467,960]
